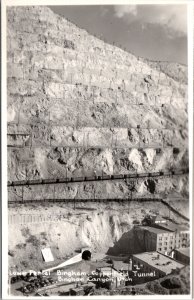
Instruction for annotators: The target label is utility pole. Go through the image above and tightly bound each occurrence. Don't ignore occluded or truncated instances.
[53,185,55,202]
[127,180,136,213]
[74,197,76,210]
[22,185,24,203]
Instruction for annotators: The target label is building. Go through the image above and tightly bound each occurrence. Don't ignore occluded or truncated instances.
[135,226,175,255]
[154,222,190,249]
[154,216,167,224]
[172,247,190,265]
[69,287,85,296]
[112,259,132,273]
[95,266,126,288]
[69,282,95,296]
[132,251,184,281]
[135,224,190,256]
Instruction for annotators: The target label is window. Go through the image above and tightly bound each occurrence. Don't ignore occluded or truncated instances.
[165,242,168,245]
[158,248,162,251]
[164,247,167,250]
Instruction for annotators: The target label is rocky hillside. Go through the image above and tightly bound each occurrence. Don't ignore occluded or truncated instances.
[7,6,188,201]
[9,200,187,271]
[139,58,187,84]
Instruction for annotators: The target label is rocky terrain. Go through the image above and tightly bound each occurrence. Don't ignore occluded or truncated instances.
[7,6,188,201]
[7,6,189,273]
[8,200,188,272]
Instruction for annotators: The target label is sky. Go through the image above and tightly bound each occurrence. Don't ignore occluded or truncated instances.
[49,5,187,65]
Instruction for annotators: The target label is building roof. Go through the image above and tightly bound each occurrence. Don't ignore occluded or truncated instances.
[133,252,184,275]
[175,247,190,257]
[154,216,167,223]
[156,222,189,233]
[91,261,110,269]
[71,287,84,292]
[141,226,172,234]
[98,266,125,279]
[112,260,130,271]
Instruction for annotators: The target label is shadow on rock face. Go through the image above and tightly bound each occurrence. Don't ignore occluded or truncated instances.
[106,227,145,256]
[145,179,156,194]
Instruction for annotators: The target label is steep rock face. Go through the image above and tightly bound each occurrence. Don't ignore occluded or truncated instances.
[143,59,188,85]
[7,6,188,201]
[8,202,136,270]
[9,200,188,270]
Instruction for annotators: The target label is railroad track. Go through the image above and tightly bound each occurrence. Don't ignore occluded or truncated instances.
[8,168,189,187]
[8,197,163,204]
